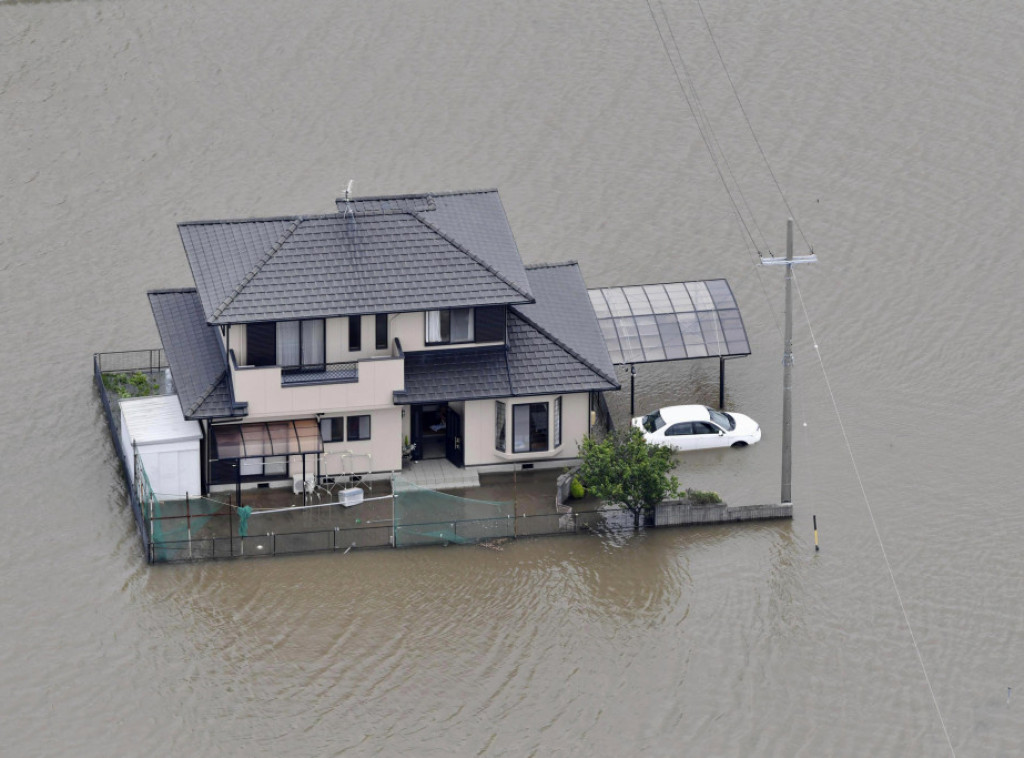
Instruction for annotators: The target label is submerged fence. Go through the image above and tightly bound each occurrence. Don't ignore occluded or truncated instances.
[94,350,170,558]
[96,351,787,565]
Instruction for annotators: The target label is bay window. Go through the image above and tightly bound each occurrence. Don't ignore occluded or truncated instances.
[495,401,506,451]
[554,396,562,448]
[513,402,549,453]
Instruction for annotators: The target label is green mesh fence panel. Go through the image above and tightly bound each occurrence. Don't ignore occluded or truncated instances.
[134,450,228,561]
[393,476,515,547]
[151,495,230,561]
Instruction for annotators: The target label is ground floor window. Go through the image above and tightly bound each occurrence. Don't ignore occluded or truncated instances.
[320,415,371,442]
[495,401,506,451]
[320,417,345,442]
[513,402,549,453]
[347,415,371,441]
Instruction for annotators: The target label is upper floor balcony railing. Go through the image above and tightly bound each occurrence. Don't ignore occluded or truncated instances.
[280,361,358,386]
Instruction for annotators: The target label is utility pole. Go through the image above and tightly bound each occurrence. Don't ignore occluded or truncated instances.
[761,219,816,505]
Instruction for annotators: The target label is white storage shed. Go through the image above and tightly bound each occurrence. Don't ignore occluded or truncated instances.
[119,395,202,498]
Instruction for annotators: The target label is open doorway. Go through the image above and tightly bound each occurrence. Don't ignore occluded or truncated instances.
[411,403,448,460]
[410,403,463,466]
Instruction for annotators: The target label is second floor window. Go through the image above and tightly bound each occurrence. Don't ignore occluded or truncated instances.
[426,308,474,344]
[246,319,324,368]
[349,316,362,352]
[278,319,325,367]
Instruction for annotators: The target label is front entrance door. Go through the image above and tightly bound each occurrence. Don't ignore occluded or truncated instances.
[445,407,464,467]
[411,403,449,460]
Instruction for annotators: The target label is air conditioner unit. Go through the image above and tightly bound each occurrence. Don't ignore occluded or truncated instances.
[339,488,363,507]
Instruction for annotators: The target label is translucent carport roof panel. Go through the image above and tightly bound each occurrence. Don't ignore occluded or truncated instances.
[212,419,324,459]
[587,279,751,365]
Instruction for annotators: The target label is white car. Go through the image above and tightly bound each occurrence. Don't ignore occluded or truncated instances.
[631,405,761,451]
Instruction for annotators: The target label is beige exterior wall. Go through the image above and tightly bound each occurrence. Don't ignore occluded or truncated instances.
[319,407,403,473]
[461,392,590,467]
[227,311,503,366]
[231,354,404,419]
[210,406,401,488]
[390,310,504,353]
[228,318,393,366]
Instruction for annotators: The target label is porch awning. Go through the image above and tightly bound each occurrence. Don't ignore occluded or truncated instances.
[211,419,323,460]
[588,279,750,365]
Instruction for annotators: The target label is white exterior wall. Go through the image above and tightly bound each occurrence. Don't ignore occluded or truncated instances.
[461,392,590,467]
[119,396,202,497]
[139,441,202,497]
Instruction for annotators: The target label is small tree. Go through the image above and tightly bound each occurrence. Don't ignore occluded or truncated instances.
[577,427,680,529]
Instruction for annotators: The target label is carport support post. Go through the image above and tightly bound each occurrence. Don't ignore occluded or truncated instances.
[630,364,636,417]
[719,356,726,409]
[782,219,794,505]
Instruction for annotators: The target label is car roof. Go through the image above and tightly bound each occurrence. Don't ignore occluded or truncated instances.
[655,405,713,424]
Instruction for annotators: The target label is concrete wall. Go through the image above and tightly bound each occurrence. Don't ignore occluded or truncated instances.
[461,392,589,467]
[654,500,792,526]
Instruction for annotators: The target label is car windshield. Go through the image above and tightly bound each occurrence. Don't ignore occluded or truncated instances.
[707,407,735,431]
[642,411,666,433]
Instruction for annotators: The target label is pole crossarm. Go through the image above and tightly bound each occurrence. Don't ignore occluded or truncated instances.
[759,254,818,266]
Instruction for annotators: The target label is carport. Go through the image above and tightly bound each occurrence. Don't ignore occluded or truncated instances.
[587,279,751,414]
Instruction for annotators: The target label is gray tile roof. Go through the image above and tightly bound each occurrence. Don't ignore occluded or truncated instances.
[148,289,245,420]
[511,262,619,387]
[399,346,511,404]
[505,312,618,395]
[398,262,619,404]
[181,190,533,325]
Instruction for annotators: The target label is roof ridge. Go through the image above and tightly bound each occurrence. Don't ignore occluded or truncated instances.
[410,213,534,302]
[333,189,499,204]
[148,287,199,295]
[179,215,305,227]
[186,370,227,417]
[210,217,304,322]
[523,260,579,270]
[509,309,618,386]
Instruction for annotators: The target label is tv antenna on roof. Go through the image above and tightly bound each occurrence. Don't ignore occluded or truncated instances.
[343,179,355,218]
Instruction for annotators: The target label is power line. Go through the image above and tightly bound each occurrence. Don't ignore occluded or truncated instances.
[645,0,759,255]
[792,269,957,757]
[694,0,814,253]
[645,1,783,337]
[659,1,769,253]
